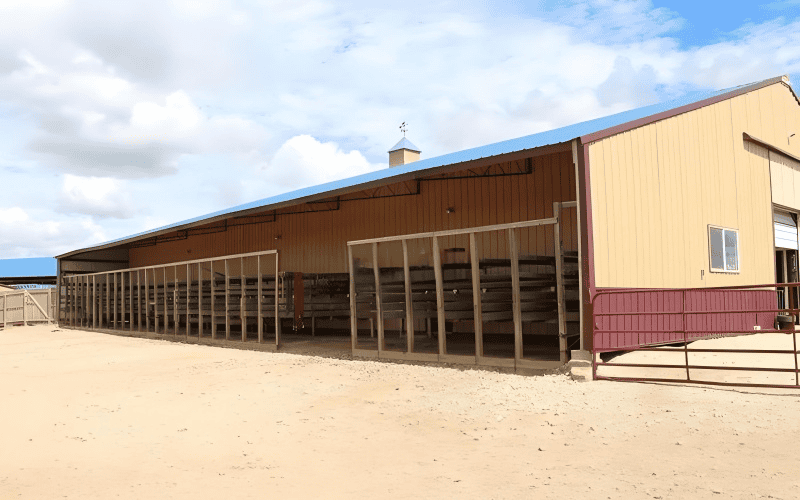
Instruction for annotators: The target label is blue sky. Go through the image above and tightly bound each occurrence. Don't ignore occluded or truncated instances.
[1,0,800,258]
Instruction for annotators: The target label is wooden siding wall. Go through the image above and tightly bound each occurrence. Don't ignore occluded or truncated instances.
[770,151,800,212]
[129,151,577,272]
[589,82,800,289]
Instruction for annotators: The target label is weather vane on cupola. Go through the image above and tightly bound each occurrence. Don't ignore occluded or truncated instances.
[399,121,408,137]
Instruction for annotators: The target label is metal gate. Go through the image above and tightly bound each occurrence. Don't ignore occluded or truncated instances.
[592,283,800,389]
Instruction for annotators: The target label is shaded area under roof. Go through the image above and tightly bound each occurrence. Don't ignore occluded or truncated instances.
[0,258,57,278]
[58,76,795,258]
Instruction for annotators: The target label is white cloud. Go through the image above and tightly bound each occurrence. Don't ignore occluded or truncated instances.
[58,174,134,219]
[1,0,800,258]
[0,206,105,258]
[267,135,385,188]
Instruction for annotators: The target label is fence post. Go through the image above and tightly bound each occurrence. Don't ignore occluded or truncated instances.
[683,289,690,381]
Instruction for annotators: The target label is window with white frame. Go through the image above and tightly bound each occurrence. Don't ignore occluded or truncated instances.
[708,225,739,273]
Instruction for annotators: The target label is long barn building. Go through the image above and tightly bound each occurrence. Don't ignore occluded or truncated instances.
[56,75,800,372]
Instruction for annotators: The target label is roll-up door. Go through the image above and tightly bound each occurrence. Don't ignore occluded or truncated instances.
[774,210,798,250]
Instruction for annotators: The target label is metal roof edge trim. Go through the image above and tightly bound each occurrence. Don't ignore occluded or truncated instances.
[579,76,789,144]
[743,132,800,163]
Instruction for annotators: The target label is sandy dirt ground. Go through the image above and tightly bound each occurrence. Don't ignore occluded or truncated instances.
[2,325,800,499]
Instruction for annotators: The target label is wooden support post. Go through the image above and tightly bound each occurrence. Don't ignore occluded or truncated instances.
[198,264,203,339]
[348,246,357,351]
[145,269,150,332]
[402,239,414,354]
[2,291,6,328]
[113,272,118,329]
[553,203,568,364]
[508,229,523,364]
[129,271,133,330]
[23,289,28,327]
[137,270,142,331]
[225,259,230,340]
[572,140,585,351]
[174,266,179,336]
[106,273,110,328]
[470,232,483,360]
[121,272,126,329]
[73,277,77,326]
[93,276,97,329]
[186,264,190,338]
[163,268,168,334]
[432,235,446,356]
[372,242,384,354]
[241,257,245,342]
[257,257,263,343]
[211,260,216,339]
[275,254,281,347]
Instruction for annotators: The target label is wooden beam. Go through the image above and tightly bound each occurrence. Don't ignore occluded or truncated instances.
[470,232,483,360]
[174,265,179,335]
[257,256,262,343]
[432,236,446,356]
[275,253,280,347]
[508,229,523,363]
[163,267,168,334]
[198,263,203,339]
[402,239,414,354]
[572,139,585,351]
[211,260,216,339]
[186,264,191,338]
[113,272,118,329]
[93,275,97,329]
[554,202,568,364]
[348,246,357,351]
[372,242,384,354]
[137,270,142,332]
[241,257,245,342]
[225,259,230,340]
[145,269,150,332]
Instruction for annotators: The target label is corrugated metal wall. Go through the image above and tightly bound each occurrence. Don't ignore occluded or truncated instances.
[770,151,800,212]
[588,82,800,289]
[130,151,577,272]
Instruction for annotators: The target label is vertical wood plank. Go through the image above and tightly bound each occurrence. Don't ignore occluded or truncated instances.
[163,267,168,334]
[145,269,150,332]
[174,265,179,336]
[225,259,230,340]
[186,264,190,338]
[211,260,216,339]
[114,272,118,329]
[198,264,203,338]
[470,232,483,360]
[509,229,522,363]
[275,252,281,347]
[372,242,384,354]
[137,270,142,332]
[432,235,446,356]
[348,245,357,351]
[241,257,246,342]
[129,271,133,330]
[257,256,263,343]
[554,203,568,364]
[402,239,414,353]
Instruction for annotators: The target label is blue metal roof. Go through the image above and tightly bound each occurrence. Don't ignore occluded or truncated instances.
[58,76,794,257]
[0,257,57,277]
[389,137,421,153]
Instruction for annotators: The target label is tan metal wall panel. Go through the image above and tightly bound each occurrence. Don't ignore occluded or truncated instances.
[589,82,798,288]
[770,152,800,211]
[129,152,578,272]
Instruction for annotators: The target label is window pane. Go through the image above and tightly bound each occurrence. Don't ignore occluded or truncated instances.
[724,230,739,271]
[709,227,724,270]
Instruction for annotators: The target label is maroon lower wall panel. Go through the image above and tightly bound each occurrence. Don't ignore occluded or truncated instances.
[593,288,777,351]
